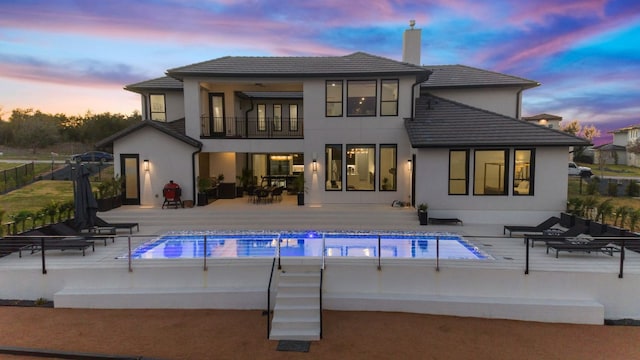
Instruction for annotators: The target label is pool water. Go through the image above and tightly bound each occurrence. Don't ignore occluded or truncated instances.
[125,231,491,260]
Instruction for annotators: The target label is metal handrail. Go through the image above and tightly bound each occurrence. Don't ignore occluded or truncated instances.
[321,233,326,270]
[277,233,282,270]
[266,257,276,339]
[203,235,208,271]
[319,267,324,339]
[436,235,440,272]
[377,234,382,271]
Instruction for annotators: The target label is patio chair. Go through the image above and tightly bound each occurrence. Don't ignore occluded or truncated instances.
[95,216,139,234]
[546,238,620,258]
[523,223,589,248]
[503,216,560,237]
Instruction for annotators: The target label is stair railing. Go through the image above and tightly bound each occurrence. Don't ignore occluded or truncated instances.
[266,257,276,339]
[319,267,324,339]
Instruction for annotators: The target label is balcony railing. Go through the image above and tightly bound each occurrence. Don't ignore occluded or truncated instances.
[201,116,303,139]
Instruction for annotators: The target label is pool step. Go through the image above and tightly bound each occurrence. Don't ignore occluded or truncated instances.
[269,266,321,341]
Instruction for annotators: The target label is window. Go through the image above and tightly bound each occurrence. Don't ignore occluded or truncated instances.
[449,150,469,195]
[513,149,534,196]
[474,150,508,195]
[347,80,377,116]
[346,145,375,191]
[273,104,282,131]
[380,80,399,116]
[326,81,343,117]
[379,145,397,191]
[289,104,298,131]
[257,104,266,131]
[325,145,342,191]
[149,94,166,121]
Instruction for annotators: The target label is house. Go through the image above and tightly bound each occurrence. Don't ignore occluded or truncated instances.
[595,124,640,167]
[97,23,588,223]
[521,113,562,130]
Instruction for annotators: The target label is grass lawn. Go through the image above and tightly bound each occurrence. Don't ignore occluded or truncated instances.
[1,180,74,215]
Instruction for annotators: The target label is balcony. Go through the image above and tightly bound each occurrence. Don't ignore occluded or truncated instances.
[201,116,303,139]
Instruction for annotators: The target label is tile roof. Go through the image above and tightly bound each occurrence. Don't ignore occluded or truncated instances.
[96,119,201,149]
[125,77,183,92]
[405,94,590,148]
[421,65,539,89]
[594,143,626,151]
[167,52,429,79]
[610,124,640,133]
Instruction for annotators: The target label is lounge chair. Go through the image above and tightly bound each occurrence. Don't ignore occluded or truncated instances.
[523,223,589,247]
[95,216,139,234]
[3,230,95,257]
[503,216,560,237]
[546,238,620,258]
[42,223,115,246]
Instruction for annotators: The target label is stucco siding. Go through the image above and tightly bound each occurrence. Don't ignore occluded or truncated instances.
[427,88,520,117]
[114,127,197,206]
[415,147,570,224]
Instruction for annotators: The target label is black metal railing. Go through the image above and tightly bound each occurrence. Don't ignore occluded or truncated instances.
[0,162,35,194]
[200,116,303,139]
[266,257,276,339]
[319,267,324,339]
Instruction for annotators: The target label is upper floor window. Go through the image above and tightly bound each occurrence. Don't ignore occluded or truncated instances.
[273,104,282,131]
[326,81,343,117]
[380,80,399,116]
[474,150,508,195]
[257,104,266,131]
[449,150,469,195]
[347,80,377,116]
[289,104,298,131]
[150,94,166,121]
[514,149,534,196]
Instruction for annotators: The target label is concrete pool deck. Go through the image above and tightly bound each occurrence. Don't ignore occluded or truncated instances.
[1,194,640,324]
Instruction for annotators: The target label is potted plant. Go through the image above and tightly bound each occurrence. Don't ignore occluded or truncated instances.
[382,177,390,190]
[236,168,252,197]
[197,176,212,206]
[293,172,307,206]
[417,203,428,225]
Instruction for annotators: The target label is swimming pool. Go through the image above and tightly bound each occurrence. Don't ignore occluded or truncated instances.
[124,231,492,260]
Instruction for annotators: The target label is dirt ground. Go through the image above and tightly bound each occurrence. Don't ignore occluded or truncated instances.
[0,307,639,360]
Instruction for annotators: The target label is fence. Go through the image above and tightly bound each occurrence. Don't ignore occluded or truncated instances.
[0,162,35,194]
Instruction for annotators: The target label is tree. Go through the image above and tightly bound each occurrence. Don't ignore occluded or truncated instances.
[560,120,601,162]
[9,109,61,153]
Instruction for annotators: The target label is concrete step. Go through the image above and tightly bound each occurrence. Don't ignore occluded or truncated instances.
[274,304,318,317]
[271,315,320,330]
[269,328,320,341]
[276,285,318,296]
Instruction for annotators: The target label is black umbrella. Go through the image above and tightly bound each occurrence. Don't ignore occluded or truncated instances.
[74,164,98,230]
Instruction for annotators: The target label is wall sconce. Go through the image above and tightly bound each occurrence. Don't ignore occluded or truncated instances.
[143,159,149,172]
[312,152,318,172]
[407,159,412,171]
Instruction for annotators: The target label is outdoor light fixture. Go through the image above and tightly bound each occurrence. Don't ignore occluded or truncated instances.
[407,159,412,171]
[312,153,318,172]
[143,159,149,172]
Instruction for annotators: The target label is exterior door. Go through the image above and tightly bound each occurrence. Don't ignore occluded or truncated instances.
[121,154,140,205]
[209,93,225,137]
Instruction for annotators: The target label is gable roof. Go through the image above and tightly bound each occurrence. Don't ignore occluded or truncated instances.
[405,94,589,148]
[421,65,539,89]
[167,52,430,79]
[125,76,183,93]
[611,124,640,134]
[95,119,201,149]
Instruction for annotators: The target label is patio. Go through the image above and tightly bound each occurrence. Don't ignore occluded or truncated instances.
[1,193,639,324]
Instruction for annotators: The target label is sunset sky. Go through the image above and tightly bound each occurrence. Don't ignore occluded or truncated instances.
[1,0,639,143]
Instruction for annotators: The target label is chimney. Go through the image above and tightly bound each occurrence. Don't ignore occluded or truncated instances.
[402,20,421,65]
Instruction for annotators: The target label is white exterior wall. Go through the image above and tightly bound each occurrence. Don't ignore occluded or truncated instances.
[428,88,520,117]
[415,146,570,224]
[114,127,197,206]
[303,77,417,206]
[165,91,185,121]
[613,132,628,147]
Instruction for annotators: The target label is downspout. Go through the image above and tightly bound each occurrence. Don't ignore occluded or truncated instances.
[244,95,254,136]
[515,87,524,119]
[192,144,203,203]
